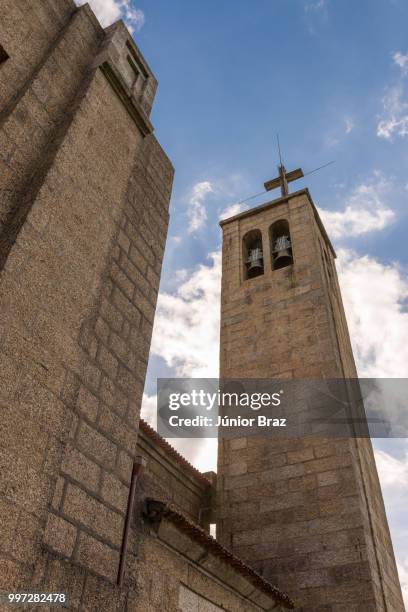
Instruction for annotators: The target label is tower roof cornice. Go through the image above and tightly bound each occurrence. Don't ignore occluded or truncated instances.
[219,187,336,258]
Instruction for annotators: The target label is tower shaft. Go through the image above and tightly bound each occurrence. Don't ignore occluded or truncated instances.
[217,188,404,611]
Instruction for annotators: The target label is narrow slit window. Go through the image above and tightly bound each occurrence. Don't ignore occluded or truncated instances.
[243,229,264,280]
[324,248,334,281]
[270,219,293,271]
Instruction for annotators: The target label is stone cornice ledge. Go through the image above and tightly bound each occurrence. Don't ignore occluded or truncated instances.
[76,6,154,137]
[98,60,153,137]
[144,499,296,611]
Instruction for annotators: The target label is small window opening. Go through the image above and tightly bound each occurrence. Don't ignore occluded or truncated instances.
[0,45,9,64]
[127,55,140,79]
[243,229,264,280]
[126,41,149,78]
[121,54,140,89]
[270,219,293,271]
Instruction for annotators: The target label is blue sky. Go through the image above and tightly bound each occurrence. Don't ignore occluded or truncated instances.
[141,0,408,275]
[85,0,408,603]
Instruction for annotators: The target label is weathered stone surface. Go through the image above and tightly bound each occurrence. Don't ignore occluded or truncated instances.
[76,532,119,583]
[63,483,123,547]
[44,513,77,558]
[61,444,101,492]
[0,2,175,606]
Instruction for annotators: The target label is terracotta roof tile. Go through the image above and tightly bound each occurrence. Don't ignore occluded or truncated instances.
[139,419,212,487]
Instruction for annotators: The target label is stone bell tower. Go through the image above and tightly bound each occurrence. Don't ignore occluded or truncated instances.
[217,165,404,610]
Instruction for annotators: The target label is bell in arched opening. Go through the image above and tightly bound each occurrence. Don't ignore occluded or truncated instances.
[243,230,264,280]
[270,219,293,271]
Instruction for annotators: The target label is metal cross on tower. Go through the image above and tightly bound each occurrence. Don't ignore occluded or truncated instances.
[264,136,304,197]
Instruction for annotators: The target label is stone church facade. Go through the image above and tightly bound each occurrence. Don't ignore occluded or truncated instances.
[0,1,403,611]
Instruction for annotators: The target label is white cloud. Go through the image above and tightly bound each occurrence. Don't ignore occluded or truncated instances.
[185,174,249,232]
[141,393,157,428]
[143,176,249,471]
[219,202,248,221]
[324,134,340,148]
[187,181,214,233]
[76,0,145,31]
[318,174,395,239]
[150,251,221,377]
[305,0,326,12]
[374,447,408,608]
[377,53,408,140]
[173,437,217,473]
[377,84,408,140]
[337,249,408,378]
[323,117,354,147]
[375,449,408,488]
[397,557,408,609]
[175,269,189,282]
[394,51,408,74]
[344,117,354,134]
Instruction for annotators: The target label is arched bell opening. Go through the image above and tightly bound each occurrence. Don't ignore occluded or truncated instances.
[243,229,264,280]
[270,219,293,271]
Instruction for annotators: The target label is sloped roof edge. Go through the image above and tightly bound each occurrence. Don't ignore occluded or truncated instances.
[145,499,296,610]
[139,419,213,487]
